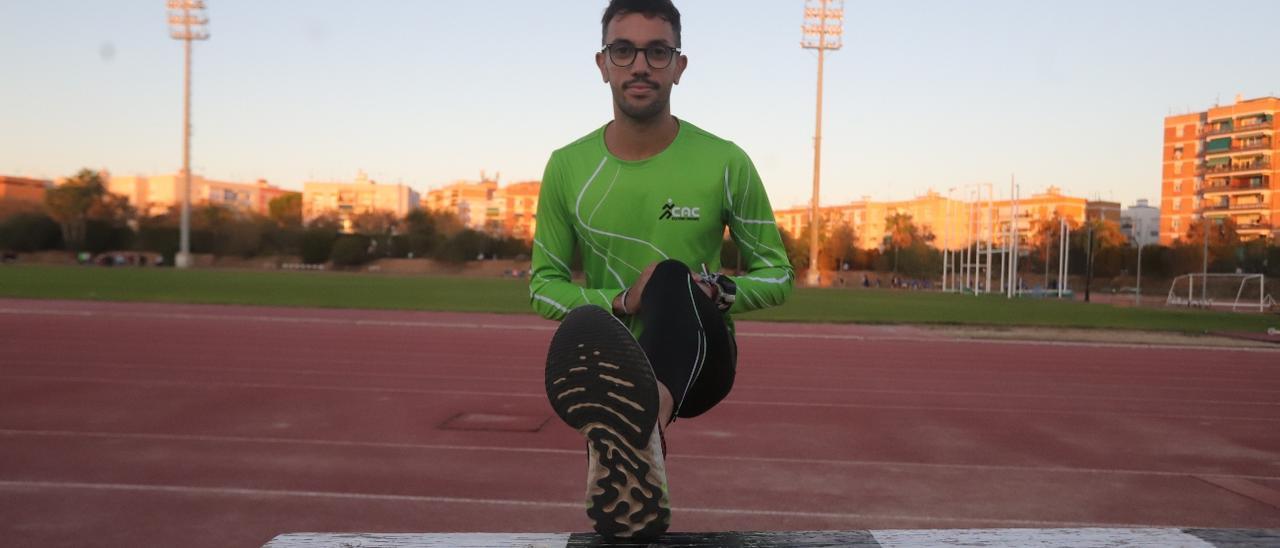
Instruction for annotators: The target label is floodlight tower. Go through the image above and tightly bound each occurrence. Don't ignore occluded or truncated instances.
[168,0,209,269]
[801,0,843,286]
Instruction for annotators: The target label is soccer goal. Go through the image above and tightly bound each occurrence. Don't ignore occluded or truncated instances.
[1166,273,1273,312]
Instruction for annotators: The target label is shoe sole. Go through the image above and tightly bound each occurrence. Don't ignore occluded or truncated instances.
[544,306,669,538]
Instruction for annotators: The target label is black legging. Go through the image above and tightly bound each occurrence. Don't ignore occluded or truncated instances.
[637,259,737,420]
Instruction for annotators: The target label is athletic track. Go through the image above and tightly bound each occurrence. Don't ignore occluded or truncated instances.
[1,298,1278,547]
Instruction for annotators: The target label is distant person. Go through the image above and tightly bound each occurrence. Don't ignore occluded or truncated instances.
[528,0,792,538]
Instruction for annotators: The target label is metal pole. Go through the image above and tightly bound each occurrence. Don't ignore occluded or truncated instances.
[961,196,969,292]
[1057,218,1065,298]
[1011,181,1019,297]
[169,0,208,269]
[801,0,842,287]
[178,33,193,268]
[1063,220,1071,298]
[985,183,994,294]
[965,190,974,293]
[1085,222,1094,303]
[1201,212,1209,302]
[1135,218,1144,307]
[970,189,977,294]
[943,189,953,292]
[806,40,824,287]
[1006,178,1014,297]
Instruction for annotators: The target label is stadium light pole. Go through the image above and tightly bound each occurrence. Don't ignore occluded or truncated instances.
[168,0,209,269]
[1134,217,1145,307]
[801,0,843,286]
[1008,177,1019,298]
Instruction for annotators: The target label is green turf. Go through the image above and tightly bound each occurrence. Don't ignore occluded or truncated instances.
[1,264,1275,333]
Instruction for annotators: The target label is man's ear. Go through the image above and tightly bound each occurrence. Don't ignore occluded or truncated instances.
[672,54,687,85]
[596,51,609,82]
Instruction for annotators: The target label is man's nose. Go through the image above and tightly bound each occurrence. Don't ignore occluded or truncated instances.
[630,56,651,78]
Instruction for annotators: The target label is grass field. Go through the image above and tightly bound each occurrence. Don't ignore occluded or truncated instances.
[1,265,1275,333]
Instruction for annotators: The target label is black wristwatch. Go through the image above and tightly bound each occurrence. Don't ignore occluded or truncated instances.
[702,272,736,312]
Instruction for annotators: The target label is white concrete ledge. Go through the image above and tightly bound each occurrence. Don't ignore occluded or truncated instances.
[265,528,1280,547]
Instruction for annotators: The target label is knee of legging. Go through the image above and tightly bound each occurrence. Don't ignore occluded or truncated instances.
[648,259,692,291]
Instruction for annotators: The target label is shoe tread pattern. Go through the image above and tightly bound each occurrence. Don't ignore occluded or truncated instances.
[545,306,668,538]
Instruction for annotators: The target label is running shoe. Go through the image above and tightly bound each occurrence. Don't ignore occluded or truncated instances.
[544,305,670,538]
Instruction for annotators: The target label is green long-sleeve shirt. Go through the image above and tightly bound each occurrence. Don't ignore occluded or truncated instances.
[529,120,793,333]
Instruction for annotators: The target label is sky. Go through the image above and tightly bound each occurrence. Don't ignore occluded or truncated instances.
[2,1,1278,210]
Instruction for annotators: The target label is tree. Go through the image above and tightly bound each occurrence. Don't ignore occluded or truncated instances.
[352,210,397,236]
[44,169,106,250]
[0,212,63,252]
[44,169,134,251]
[268,193,302,228]
[822,222,858,271]
[439,229,489,263]
[780,226,811,270]
[884,212,921,273]
[1077,219,1128,300]
[329,235,372,267]
[1029,214,1077,275]
[1176,217,1241,273]
[396,209,441,258]
[300,227,338,264]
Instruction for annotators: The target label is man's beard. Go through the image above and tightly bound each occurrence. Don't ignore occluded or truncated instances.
[614,83,669,122]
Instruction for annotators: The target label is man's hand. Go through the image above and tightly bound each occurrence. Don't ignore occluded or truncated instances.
[613,262,657,316]
[612,262,715,316]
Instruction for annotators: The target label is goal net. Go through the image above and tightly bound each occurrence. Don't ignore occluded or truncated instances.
[1166,273,1273,312]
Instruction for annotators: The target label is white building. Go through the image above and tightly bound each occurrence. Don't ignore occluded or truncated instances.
[1120,199,1161,247]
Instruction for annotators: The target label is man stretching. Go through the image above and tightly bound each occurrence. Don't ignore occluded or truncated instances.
[529,0,792,538]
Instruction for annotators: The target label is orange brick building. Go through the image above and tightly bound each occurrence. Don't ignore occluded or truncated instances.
[110,173,291,217]
[775,186,1087,251]
[491,181,541,240]
[423,179,498,231]
[0,176,52,205]
[1161,96,1278,244]
[422,177,541,239]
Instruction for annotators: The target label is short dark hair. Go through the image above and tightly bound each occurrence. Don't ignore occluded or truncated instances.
[601,0,682,48]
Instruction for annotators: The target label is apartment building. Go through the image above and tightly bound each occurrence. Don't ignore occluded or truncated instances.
[422,178,499,232]
[1120,199,1161,247]
[0,175,52,205]
[422,176,541,239]
[1161,96,1278,244]
[775,186,1086,251]
[302,171,420,232]
[108,173,289,217]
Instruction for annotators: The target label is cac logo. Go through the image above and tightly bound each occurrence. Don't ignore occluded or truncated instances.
[659,198,700,221]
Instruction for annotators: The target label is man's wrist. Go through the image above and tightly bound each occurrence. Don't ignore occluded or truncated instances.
[613,287,631,315]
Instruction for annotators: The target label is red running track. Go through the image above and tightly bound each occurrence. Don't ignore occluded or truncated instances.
[1,298,1278,547]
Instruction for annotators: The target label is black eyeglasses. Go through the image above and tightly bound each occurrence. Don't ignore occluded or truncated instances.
[602,43,681,69]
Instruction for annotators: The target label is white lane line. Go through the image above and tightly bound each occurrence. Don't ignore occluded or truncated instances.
[3,306,1275,353]
[267,533,572,548]
[5,375,1278,422]
[0,375,538,399]
[7,359,1277,407]
[871,528,1214,548]
[0,307,555,332]
[12,353,1274,393]
[4,428,1277,482]
[743,330,1280,353]
[6,353,1277,396]
[0,479,1176,528]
